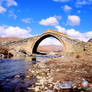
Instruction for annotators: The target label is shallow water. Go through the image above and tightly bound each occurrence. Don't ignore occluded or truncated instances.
[0,55,61,92]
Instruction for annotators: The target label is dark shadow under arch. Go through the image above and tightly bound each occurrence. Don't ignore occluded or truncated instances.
[32,34,64,55]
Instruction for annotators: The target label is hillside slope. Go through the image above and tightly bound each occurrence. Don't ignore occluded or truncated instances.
[37,45,63,52]
[0,37,23,43]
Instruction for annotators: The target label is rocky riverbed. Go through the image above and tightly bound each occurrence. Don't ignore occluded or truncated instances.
[0,55,92,92]
[2,56,91,92]
[25,56,92,92]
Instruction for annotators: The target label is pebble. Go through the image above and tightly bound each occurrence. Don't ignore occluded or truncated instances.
[25,75,31,79]
[14,75,20,78]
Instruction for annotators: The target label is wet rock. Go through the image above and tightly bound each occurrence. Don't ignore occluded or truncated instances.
[25,75,32,79]
[14,75,20,78]
[0,54,4,58]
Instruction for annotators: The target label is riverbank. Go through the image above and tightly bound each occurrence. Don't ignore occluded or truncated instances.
[24,56,92,92]
[0,56,92,92]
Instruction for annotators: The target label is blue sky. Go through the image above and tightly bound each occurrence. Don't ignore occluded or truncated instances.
[0,0,92,44]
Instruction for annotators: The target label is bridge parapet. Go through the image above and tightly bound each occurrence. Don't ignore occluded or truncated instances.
[44,29,68,37]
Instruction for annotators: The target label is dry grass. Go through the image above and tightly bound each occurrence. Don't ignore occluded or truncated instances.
[45,56,92,85]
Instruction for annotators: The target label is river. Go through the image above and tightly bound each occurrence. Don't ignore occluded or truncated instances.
[0,55,60,92]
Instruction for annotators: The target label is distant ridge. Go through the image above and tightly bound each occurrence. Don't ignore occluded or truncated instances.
[0,37,23,43]
[37,45,63,52]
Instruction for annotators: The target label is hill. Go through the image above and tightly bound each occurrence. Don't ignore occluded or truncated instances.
[37,45,63,53]
[0,37,23,43]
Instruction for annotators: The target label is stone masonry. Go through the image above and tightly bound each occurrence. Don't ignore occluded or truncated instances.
[1,29,92,57]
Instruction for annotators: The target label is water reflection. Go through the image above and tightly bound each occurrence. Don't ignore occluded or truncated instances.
[0,56,45,81]
[0,55,61,80]
[0,55,61,92]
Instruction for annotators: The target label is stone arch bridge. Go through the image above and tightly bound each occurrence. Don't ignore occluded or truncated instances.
[2,30,88,56]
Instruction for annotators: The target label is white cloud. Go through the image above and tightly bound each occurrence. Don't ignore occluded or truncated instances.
[0,25,32,38]
[26,27,32,32]
[53,0,92,8]
[67,29,87,41]
[0,6,6,13]
[67,15,80,26]
[0,0,17,14]
[53,0,69,2]
[5,0,18,7]
[39,17,59,26]
[67,29,81,37]
[76,0,92,7]
[39,38,62,45]
[55,26,66,33]
[8,10,17,19]
[63,5,72,11]
[22,18,31,24]
[85,31,92,38]
[55,26,91,41]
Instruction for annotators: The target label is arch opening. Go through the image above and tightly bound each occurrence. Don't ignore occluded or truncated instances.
[32,34,64,55]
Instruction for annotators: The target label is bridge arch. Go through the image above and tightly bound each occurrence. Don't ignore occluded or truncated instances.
[32,34,65,54]
[32,30,68,54]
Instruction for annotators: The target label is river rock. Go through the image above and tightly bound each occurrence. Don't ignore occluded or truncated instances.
[14,75,20,78]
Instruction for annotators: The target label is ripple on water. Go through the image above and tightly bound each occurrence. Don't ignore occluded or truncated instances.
[0,55,61,92]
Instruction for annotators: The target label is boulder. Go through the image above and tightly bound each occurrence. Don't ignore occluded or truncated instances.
[0,46,13,58]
